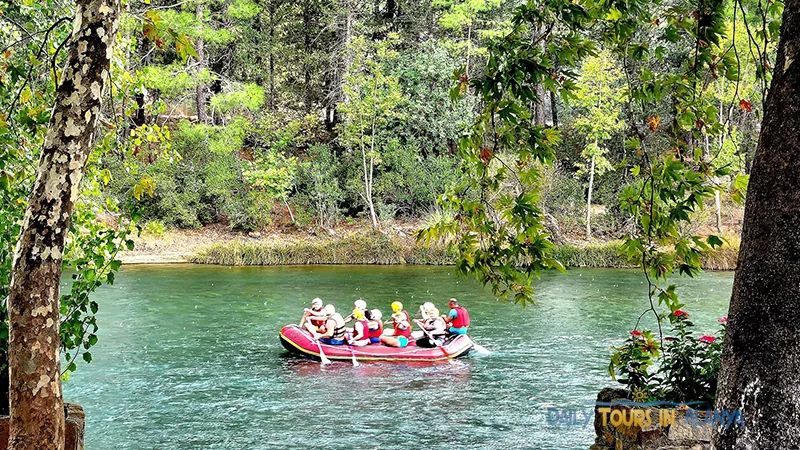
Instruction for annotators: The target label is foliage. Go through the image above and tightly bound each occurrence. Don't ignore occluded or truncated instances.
[609,312,727,407]
[0,0,192,376]
[338,34,406,227]
[294,144,344,228]
[190,232,408,265]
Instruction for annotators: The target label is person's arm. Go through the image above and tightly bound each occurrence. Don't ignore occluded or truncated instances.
[444,309,457,325]
[300,308,311,326]
[317,320,334,340]
[351,322,365,342]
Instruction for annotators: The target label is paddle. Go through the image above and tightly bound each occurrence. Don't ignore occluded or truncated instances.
[413,319,443,346]
[348,345,360,367]
[314,338,332,365]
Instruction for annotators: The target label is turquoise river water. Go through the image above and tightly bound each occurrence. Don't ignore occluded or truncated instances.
[63,265,733,449]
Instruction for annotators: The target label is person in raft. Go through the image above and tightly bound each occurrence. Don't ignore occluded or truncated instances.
[414,302,447,348]
[381,301,412,348]
[347,308,371,347]
[344,299,368,324]
[300,297,327,335]
[365,309,384,344]
[443,298,470,335]
[316,304,347,345]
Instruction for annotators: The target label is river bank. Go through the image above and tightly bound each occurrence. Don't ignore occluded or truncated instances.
[122,223,740,270]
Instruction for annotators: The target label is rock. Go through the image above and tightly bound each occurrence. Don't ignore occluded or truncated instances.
[667,409,712,444]
[0,402,85,450]
[326,228,336,236]
[248,231,262,239]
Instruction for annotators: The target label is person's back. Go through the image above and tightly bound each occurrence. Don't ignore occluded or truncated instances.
[445,298,469,335]
[318,305,346,345]
[416,305,446,348]
[349,309,370,346]
[366,309,384,344]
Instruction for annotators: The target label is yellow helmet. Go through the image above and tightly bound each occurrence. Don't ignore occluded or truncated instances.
[353,308,365,320]
[391,301,403,313]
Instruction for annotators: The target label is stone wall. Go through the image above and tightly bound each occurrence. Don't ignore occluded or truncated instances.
[591,388,712,450]
[0,403,84,450]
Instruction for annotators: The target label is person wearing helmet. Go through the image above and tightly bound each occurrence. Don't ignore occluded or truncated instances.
[344,299,368,324]
[415,303,446,348]
[317,304,346,345]
[443,298,470,335]
[365,309,384,344]
[347,308,370,347]
[300,297,327,335]
[380,301,412,348]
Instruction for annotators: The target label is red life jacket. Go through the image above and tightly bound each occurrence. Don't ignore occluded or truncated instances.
[394,311,411,338]
[353,319,369,340]
[367,320,383,339]
[451,306,470,328]
[309,308,325,328]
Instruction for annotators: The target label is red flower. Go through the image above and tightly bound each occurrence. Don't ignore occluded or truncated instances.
[699,335,716,344]
[673,310,689,318]
[718,316,728,324]
[630,330,644,339]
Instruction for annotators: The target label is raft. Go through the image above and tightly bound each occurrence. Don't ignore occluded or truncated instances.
[279,324,474,362]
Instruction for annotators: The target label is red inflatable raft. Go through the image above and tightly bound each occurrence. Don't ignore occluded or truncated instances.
[279,325,474,362]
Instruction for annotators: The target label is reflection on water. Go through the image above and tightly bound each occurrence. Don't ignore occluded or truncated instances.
[63,265,732,449]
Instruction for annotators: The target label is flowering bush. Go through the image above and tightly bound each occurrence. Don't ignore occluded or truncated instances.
[608,312,727,407]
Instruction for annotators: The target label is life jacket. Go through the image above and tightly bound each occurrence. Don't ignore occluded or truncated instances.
[367,320,383,339]
[353,319,369,341]
[327,314,346,340]
[451,306,470,328]
[424,317,446,336]
[394,310,411,338]
[309,308,326,328]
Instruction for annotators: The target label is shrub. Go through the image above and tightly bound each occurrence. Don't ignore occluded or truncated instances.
[609,311,727,407]
[293,144,344,228]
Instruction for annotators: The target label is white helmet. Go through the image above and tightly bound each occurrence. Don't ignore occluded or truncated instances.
[311,297,323,308]
[422,302,435,313]
[354,299,367,310]
[370,309,383,321]
[324,304,336,316]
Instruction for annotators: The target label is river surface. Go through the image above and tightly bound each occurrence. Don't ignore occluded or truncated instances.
[63,265,733,449]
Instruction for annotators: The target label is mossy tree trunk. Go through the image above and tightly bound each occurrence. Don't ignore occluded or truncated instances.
[714,1,800,447]
[7,0,119,448]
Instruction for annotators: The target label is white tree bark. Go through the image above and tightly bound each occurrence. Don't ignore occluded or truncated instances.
[586,151,596,240]
[7,1,120,448]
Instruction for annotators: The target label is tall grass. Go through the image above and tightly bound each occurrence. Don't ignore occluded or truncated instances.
[551,241,633,268]
[190,233,740,270]
[191,233,406,265]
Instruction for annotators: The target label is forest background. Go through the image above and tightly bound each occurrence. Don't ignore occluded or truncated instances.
[1,0,768,268]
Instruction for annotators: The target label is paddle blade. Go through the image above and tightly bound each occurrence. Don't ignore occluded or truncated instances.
[473,344,491,355]
[316,342,332,365]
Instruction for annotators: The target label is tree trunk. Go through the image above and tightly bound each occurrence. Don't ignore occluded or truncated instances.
[714,2,800,447]
[195,2,208,123]
[7,1,119,449]
[364,117,379,229]
[465,23,472,81]
[702,130,722,233]
[586,153,595,240]
[550,89,558,128]
[302,0,313,114]
[268,2,276,111]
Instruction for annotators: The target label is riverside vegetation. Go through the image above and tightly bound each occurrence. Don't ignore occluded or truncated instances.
[2,0,795,447]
